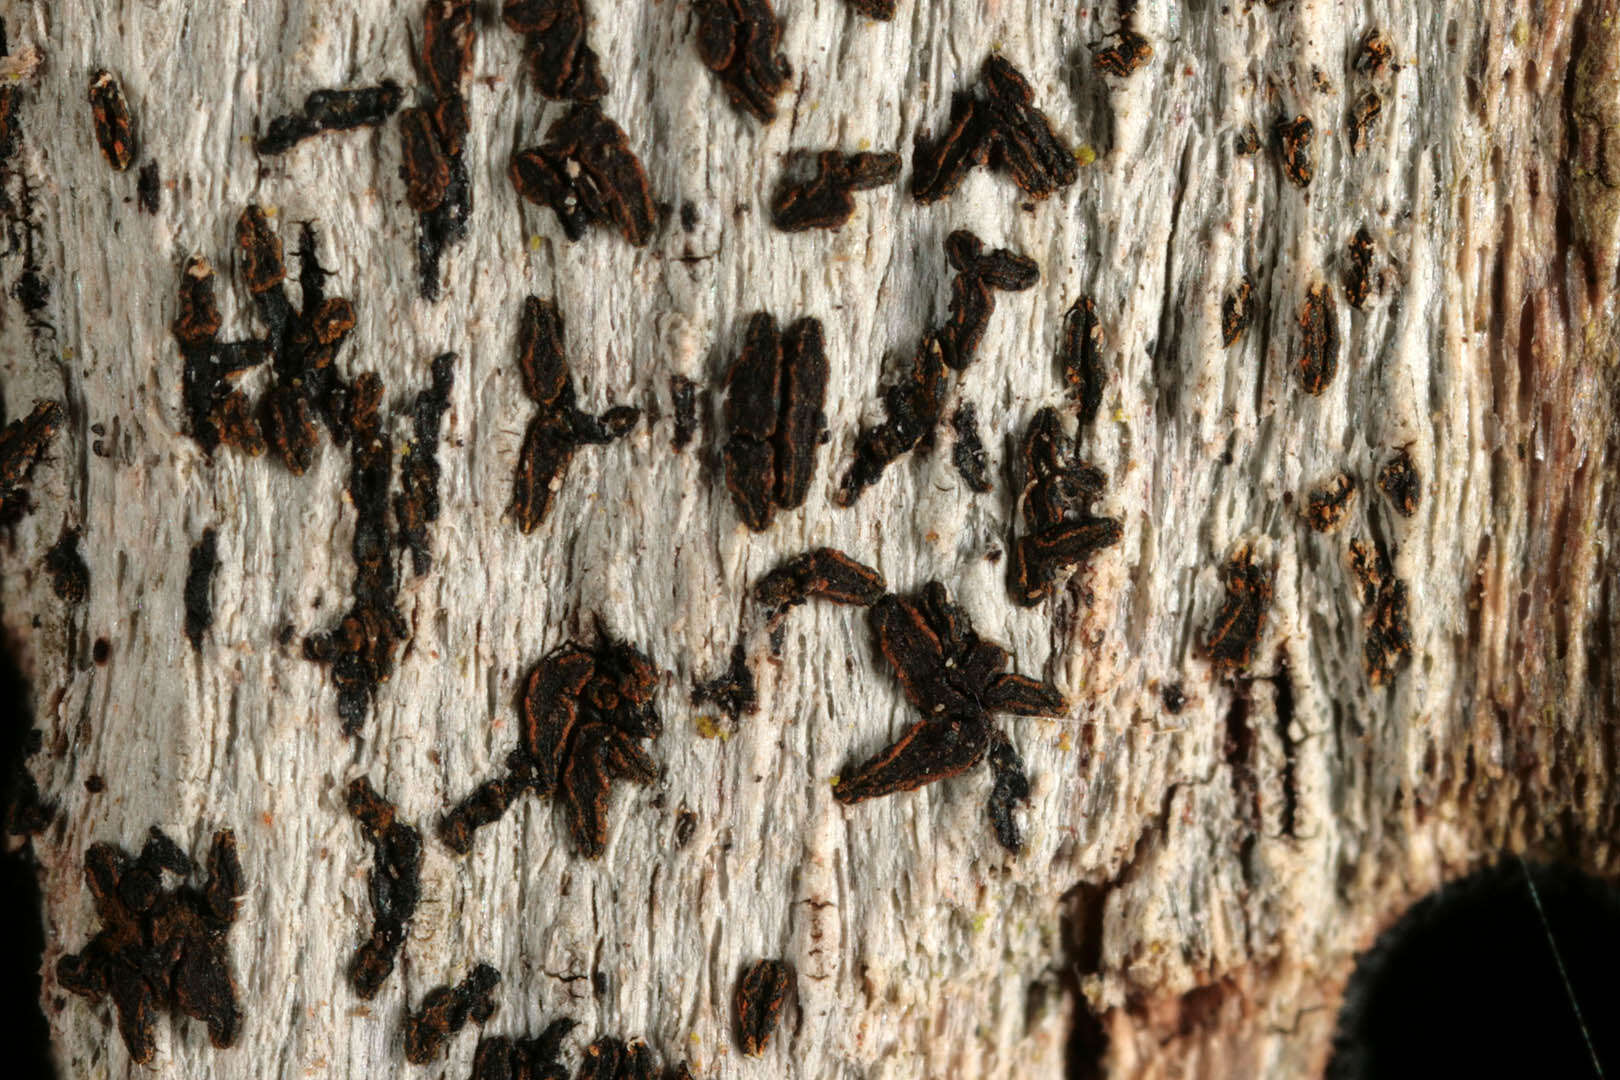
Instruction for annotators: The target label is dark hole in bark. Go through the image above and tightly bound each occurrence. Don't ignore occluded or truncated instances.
[1066,998,1107,1080]
[1060,880,1108,1078]
[0,631,55,1078]
[1328,859,1620,1079]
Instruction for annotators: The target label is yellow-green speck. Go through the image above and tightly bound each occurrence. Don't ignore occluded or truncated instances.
[693,715,731,741]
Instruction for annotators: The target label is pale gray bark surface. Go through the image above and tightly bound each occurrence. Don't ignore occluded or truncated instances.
[4,0,1617,1077]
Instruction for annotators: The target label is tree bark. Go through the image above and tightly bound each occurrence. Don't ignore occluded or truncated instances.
[4,0,1618,1077]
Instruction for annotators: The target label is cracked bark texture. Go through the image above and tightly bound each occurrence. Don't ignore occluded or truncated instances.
[3,0,1618,1076]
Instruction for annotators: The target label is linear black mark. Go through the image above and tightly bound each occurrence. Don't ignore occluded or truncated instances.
[949,403,992,493]
[395,353,455,575]
[44,526,88,604]
[184,527,219,650]
[346,776,422,999]
[136,161,160,213]
[403,963,500,1063]
[255,82,403,155]
[304,376,404,735]
[1272,662,1297,838]
[410,0,474,299]
[671,374,698,451]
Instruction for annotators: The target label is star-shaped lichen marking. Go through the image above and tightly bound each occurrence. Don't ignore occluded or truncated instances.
[56,828,244,1064]
[833,582,1065,851]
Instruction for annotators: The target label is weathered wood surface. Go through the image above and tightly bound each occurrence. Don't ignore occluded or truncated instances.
[3,0,1618,1076]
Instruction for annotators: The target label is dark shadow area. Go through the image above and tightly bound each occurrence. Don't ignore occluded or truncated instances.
[0,625,54,1078]
[1328,859,1620,1080]
[1066,997,1108,1080]
[1061,881,1109,1079]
